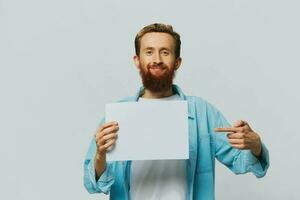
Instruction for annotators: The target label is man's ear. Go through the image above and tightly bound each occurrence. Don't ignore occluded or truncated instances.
[133,55,140,70]
[174,57,182,70]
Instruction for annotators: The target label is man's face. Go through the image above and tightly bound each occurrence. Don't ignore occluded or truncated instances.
[134,32,181,93]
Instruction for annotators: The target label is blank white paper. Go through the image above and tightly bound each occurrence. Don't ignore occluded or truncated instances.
[105,100,189,161]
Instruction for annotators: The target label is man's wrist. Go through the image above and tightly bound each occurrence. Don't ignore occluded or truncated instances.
[95,149,106,160]
[94,151,107,181]
[251,140,262,157]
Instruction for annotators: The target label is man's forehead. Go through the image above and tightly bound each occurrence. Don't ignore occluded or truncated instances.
[140,32,175,49]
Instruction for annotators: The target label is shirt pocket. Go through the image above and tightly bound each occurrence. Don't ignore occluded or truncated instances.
[196,134,215,173]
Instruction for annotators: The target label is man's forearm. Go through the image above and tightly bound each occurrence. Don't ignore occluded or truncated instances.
[94,151,106,181]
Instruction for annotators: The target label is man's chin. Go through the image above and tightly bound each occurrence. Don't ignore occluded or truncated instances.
[140,66,176,92]
[145,85,172,93]
[150,74,165,79]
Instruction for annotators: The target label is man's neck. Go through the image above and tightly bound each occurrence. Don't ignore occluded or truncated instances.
[141,87,174,99]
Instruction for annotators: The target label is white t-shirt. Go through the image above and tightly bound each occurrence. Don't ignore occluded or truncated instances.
[130,94,187,200]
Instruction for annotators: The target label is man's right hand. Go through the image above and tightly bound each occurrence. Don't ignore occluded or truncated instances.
[95,121,119,155]
[94,121,119,179]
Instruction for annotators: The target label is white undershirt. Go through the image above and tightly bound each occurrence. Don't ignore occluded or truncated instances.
[130,94,187,200]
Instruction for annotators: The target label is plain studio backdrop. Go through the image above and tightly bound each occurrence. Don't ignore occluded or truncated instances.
[1,0,299,199]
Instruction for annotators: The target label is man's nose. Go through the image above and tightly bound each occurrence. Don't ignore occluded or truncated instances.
[153,52,162,64]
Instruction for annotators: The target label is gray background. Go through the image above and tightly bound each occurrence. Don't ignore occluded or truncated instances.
[1,0,299,199]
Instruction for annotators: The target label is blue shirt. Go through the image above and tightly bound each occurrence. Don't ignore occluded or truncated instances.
[83,85,269,200]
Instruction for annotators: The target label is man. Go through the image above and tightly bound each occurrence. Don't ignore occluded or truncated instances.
[84,23,269,200]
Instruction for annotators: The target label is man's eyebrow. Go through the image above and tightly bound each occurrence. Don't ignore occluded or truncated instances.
[160,47,171,51]
[143,47,154,51]
[142,47,172,52]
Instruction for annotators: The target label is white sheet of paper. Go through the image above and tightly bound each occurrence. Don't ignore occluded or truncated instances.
[105,100,189,161]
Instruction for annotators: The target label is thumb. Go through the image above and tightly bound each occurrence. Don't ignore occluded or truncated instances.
[233,120,244,127]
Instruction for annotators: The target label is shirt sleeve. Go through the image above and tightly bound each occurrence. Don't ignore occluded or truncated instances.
[209,106,270,178]
[83,118,115,194]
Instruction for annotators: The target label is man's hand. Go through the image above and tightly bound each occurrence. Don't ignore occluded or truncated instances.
[214,120,262,157]
[95,121,119,156]
[94,121,119,179]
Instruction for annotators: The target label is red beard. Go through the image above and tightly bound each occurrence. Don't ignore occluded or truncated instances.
[139,63,176,93]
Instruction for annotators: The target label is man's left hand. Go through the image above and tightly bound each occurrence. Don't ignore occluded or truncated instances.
[214,120,262,157]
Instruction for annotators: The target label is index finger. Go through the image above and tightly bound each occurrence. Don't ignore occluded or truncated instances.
[214,127,239,133]
[98,121,118,133]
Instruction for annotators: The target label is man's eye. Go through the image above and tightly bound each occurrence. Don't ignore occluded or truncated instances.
[146,51,152,55]
[162,51,169,55]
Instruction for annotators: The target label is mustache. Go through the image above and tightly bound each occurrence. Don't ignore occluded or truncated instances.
[147,63,168,69]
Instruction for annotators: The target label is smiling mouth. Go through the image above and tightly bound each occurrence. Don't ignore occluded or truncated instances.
[149,66,167,70]
[150,67,166,72]
[149,67,167,77]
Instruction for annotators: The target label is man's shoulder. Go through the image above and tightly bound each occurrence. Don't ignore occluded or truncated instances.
[185,95,209,106]
[115,96,137,103]
[185,95,220,113]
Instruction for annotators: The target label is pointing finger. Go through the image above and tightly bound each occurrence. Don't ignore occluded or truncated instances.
[214,127,240,133]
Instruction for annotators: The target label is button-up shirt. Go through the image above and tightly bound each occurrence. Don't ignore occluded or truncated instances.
[83,84,269,200]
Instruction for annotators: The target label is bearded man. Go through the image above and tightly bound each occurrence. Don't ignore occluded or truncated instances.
[83,23,269,200]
